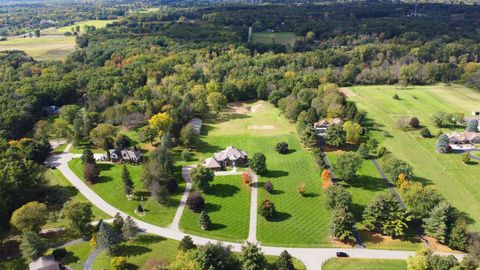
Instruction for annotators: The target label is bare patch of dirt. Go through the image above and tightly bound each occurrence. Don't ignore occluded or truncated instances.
[248,125,275,130]
[339,87,357,97]
[423,236,457,253]
[228,102,251,114]
[250,103,264,112]
[330,236,356,248]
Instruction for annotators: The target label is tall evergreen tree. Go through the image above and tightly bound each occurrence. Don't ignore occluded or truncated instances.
[276,250,295,270]
[122,165,134,196]
[97,222,119,255]
[121,216,138,241]
[241,242,267,270]
[423,201,452,243]
[20,232,45,262]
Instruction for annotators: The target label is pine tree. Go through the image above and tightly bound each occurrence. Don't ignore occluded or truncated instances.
[448,217,469,251]
[122,165,134,196]
[199,211,211,230]
[81,149,95,164]
[97,222,119,255]
[121,216,138,241]
[241,242,266,270]
[112,213,124,236]
[276,250,295,270]
[423,201,451,243]
[20,232,45,262]
[178,235,196,252]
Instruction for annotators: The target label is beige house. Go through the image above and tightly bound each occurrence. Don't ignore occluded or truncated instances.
[313,118,343,136]
[203,146,248,171]
[447,131,480,145]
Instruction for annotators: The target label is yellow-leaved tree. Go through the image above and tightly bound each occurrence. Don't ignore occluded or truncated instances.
[148,112,173,139]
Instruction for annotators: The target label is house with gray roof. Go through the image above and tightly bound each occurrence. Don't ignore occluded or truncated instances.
[203,146,248,171]
[100,148,143,164]
[29,257,59,270]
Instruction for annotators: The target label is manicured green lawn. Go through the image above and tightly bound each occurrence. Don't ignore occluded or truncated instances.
[43,169,110,230]
[54,241,93,270]
[251,32,298,46]
[192,101,332,247]
[347,84,480,230]
[322,258,407,270]
[180,175,251,241]
[68,140,105,154]
[92,234,179,270]
[68,159,185,227]
[42,20,116,35]
[0,36,76,61]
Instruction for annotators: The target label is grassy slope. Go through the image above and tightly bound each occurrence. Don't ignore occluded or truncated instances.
[43,169,110,229]
[56,241,93,270]
[322,258,407,270]
[0,36,76,61]
[347,84,480,230]
[68,159,185,227]
[180,175,251,241]
[42,20,116,35]
[192,101,332,247]
[251,32,298,46]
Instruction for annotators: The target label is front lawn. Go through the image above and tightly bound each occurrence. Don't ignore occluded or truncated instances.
[193,101,332,247]
[322,258,407,270]
[180,175,251,241]
[68,159,185,227]
[47,241,93,270]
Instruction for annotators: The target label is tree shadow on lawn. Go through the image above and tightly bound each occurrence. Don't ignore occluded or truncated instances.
[196,139,224,155]
[265,170,289,178]
[135,234,166,245]
[257,182,284,195]
[62,252,80,265]
[345,175,388,192]
[116,244,152,257]
[206,183,239,197]
[414,176,433,186]
[209,223,227,231]
[268,211,292,222]
[302,192,320,198]
[363,117,384,132]
[205,203,221,213]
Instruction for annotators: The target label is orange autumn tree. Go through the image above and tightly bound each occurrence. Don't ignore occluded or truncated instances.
[321,169,332,183]
[397,173,410,191]
[242,171,252,185]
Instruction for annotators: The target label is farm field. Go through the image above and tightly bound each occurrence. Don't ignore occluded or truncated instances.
[322,258,407,270]
[180,175,251,241]
[346,84,480,230]
[68,159,185,227]
[193,101,332,247]
[250,32,298,46]
[0,36,76,61]
[43,169,110,230]
[42,20,116,35]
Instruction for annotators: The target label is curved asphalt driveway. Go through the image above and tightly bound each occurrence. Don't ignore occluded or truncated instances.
[46,146,464,270]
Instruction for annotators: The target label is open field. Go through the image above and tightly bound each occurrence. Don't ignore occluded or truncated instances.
[250,32,298,46]
[180,175,251,241]
[43,169,110,230]
[42,20,116,35]
[0,36,75,61]
[192,101,332,247]
[322,258,407,270]
[68,159,185,227]
[347,84,480,230]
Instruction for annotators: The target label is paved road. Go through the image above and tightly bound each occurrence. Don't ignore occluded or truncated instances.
[46,146,464,270]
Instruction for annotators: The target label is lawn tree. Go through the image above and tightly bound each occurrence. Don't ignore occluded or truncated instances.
[448,217,469,251]
[150,181,170,204]
[121,216,138,241]
[180,123,199,148]
[332,152,362,181]
[275,141,289,154]
[420,127,431,138]
[250,152,267,175]
[122,165,134,197]
[410,117,420,129]
[466,119,479,132]
[422,201,452,243]
[179,235,196,252]
[186,191,205,212]
[112,213,124,236]
[207,92,228,114]
[343,121,362,143]
[62,200,93,238]
[242,171,252,185]
[199,211,211,230]
[363,192,411,237]
[258,199,276,220]
[190,166,215,191]
[20,231,45,261]
[89,123,117,149]
[241,242,267,270]
[332,207,356,241]
[148,112,173,139]
[381,154,415,182]
[84,162,100,184]
[81,149,95,164]
[10,201,48,233]
[111,256,128,270]
[366,138,378,152]
[462,153,471,164]
[321,169,332,183]
[142,145,174,203]
[98,222,120,255]
[325,185,352,210]
[325,125,346,148]
[194,242,234,270]
[357,143,369,159]
[264,181,273,193]
[276,250,295,270]
[403,182,444,219]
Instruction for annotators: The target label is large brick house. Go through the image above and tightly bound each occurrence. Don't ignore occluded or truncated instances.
[203,146,248,171]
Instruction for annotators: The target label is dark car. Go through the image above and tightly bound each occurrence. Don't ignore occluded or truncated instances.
[336,252,349,257]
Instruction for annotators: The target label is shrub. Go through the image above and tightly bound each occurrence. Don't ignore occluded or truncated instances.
[462,153,470,164]
[199,211,211,230]
[393,94,400,100]
[436,134,450,154]
[136,204,144,213]
[275,142,289,154]
[420,127,431,138]
[377,146,388,157]
[297,183,306,196]
[264,181,273,193]
[186,192,205,212]
[357,143,369,159]
[242,171,252,185]
[258,200,276,220]
[181,150,193,161]
[250,152,267,175]
[179,236,196,252]
[409,117,420,129]
[111,256,127,270]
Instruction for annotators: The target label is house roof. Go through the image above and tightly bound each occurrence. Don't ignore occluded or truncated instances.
[214,146,248,161]
[204,157,221,169]
[314,118,343,129]
[29,257,60,270]
[448,132,480,141]
[188,118,203,134]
